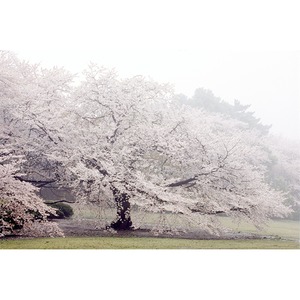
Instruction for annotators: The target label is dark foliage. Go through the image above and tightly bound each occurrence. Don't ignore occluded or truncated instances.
[47,202,74,219]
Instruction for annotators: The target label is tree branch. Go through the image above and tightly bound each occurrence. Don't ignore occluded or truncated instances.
[166,169,219,188]
[45,200,75,204]
[166,176,197,187]
[14,176,56,187]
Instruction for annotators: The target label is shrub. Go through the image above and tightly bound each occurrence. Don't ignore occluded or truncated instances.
[47,202,74,219]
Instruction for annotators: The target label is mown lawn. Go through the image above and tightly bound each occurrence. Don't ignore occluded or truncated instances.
[1,216,299,249]
[73,204,300,240]
[0,236,299,249]
[218,217,300,240]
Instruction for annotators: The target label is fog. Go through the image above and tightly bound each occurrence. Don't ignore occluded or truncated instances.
[1,1,299,292]
[2,0,299,140]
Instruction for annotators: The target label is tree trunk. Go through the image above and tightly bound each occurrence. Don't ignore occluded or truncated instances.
[110,187,133,230]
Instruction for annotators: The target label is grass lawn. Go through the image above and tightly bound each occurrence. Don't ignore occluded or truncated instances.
[218,217,300,240]
[0,236,299,249]
[1,214,299,249]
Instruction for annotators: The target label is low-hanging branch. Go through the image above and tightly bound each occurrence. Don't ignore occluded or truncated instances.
[166,168,221,188]
[45,200,76,204]
[14,176,56,187]
[190,205,255,216]
[166,176,197,187]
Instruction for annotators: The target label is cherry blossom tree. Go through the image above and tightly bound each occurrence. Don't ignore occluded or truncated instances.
[0,125,63,237]
[0,50,74,185]
[0,51,69,237]
[266,136,300,219]
[60,65,291,232]
[0,52,292,235]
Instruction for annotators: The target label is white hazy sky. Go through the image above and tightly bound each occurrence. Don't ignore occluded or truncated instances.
[1,0,300,140]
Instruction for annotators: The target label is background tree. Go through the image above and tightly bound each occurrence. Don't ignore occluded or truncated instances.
[176,87,299,220]
[265,136,300,220]
[177,87,272,135]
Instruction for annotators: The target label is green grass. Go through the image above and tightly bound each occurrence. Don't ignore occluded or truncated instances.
[72,205,300,239]
[0,236,299,249]
[1,206,299,249]
[218,217,300,240]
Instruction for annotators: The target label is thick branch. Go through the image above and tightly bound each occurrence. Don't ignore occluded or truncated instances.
[191,206,253,216]
[166,176,197,187]
[45,200,75,204]
[166,169,219,188]
[83,158,109,176]
[14,176,56,187]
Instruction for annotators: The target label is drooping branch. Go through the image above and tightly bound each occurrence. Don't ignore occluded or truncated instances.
[14,176,56,187]
[166,176,197,187]
[44,200,75,204]
[166,168,221,188]
[190,205,256,216]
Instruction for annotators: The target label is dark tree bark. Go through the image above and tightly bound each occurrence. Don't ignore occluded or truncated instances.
[110,187,133,230]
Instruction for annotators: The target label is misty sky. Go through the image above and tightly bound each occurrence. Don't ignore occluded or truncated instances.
[1,0,299,140]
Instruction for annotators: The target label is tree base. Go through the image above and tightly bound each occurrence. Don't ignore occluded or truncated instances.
[110,219,133,230]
